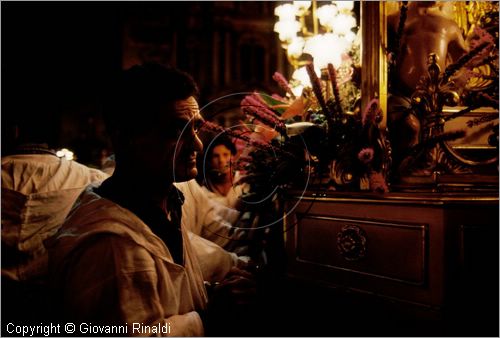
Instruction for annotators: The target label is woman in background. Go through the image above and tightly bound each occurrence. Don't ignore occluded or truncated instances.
[201,136,249,210]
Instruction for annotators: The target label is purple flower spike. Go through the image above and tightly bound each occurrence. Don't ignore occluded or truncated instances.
[273,71,295,98]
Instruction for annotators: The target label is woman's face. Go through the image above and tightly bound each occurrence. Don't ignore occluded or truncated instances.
[210,144,232,174]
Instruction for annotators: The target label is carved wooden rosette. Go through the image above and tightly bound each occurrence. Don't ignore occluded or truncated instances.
[337,224,367,261]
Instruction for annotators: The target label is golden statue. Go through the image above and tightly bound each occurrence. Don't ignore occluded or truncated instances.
[387,1,469,171]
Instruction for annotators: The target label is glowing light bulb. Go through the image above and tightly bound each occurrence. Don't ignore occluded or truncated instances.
[344,31,356,43]
[287,37,305,57]
[333,1,354,12]
[331,14,356,35]
[317,4,338,29]
[56,148,74,161]
[303,33,347,69]
[274,20,301,42]
[292,65,321,87]
[275,4,298,21]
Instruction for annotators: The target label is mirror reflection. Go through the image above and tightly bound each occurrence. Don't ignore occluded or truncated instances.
[386,1,498,178]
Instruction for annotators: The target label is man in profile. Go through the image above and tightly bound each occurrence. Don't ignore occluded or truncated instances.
[47,63,254,335]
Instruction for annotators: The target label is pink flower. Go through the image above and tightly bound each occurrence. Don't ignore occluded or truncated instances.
[241,94,286,134]
[470,27,495,48]
[358,148,374,164]
[369,171,389,193]
[466,27,496,68]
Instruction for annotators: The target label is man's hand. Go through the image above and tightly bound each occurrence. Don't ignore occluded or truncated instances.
[202,267,257,335]
[211,267,256,306]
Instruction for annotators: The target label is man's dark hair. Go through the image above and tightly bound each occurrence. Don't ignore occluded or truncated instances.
[103,63,199,138]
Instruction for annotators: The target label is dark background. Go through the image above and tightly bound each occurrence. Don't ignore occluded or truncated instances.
[2,1,286,166]
[2,3,121,162]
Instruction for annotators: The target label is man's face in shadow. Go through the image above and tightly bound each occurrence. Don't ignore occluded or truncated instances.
[171,96,204,182]
[129,96,204,186]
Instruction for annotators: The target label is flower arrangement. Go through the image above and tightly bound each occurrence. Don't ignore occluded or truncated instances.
[201,59,391,197]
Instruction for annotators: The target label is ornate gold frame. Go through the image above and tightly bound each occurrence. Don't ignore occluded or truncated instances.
[362,2,498,175]
[361,2,388,128]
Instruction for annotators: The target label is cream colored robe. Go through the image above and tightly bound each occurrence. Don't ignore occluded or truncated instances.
[176,180,252,282]
[92,160,246,282]
[47,188,208,336]
[175,179,240,248]
[1,154,109,281]
[200,171,249,210]
[177,179,251,266]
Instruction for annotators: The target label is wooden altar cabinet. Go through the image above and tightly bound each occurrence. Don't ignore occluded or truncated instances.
[283,190,499,318]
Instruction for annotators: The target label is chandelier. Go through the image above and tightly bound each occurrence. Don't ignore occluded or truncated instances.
[274,1,359,96]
